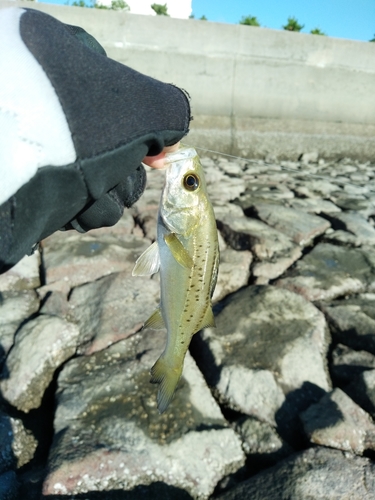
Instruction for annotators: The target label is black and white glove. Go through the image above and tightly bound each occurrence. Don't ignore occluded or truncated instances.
[0,7,191,273]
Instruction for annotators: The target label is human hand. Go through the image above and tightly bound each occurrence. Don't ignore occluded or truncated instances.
[142,143,181,170]
[0,8,190,273]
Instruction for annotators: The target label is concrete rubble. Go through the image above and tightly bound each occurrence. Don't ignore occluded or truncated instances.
[1,153,375,499]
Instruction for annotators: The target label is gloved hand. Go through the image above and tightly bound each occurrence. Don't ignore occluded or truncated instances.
[0,7,191,273]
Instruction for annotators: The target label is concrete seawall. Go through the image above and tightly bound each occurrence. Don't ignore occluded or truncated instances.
[2,1,375,159]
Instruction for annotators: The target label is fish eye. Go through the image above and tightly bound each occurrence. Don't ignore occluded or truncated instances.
[183,173,200,191]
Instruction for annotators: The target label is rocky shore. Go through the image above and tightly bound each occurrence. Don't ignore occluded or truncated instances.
[1,151,375,499]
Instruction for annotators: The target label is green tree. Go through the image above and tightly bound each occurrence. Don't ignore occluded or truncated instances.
[310,27,326,36]
[370,34,375,42]
[189,14,208,20]
[151,3,169,16]
[68,0,129,10]
[95,0,129,9]
[282,16,304,32]
[239,15,260,27]
[70,0,87,6]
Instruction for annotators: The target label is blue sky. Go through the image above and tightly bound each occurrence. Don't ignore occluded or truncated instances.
[40,0,375,42]
[191,0,375,42]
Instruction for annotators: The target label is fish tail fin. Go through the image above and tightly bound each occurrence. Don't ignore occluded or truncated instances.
[150,355,183,414]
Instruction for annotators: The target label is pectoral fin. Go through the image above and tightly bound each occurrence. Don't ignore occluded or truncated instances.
[144,308,165,330]
[164,233,193,269]
[132,241,160,276]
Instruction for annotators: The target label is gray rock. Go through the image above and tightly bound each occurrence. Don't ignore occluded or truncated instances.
[331,195,375,217]
[252,248,303,284]
[250,203,330,246]
[43,330,245,498]
[0,290,40,361]
[264,153,278,163]
[0,252,40,292]
[213,202,244,221]
[235,185,294,210]
[144,165,166,190]
[343,183,370,196]
[212,247,252,303]
[300,388,375,455]
[234,416,294,468]
[323,211,375,245]
[331,343,375,386]
[39,231,149,297]
[351,173,370,183]
[0,471,18,500]
[300,151,319,164]
[276,243,374,301]
[0,412,38,472]
[191,286,330,427]
[217,215,300,260]
[1,315,80,412]
[217,159,244,177]
[362,247,375,291]
[206,168,246,204]
[294,179,342,198]
[38,290,70,319]
[321,295,375,354]
[280,160,301,170]
[69,271,160,355]
[322,229,361,247]
[286,197,341,214]
[130,187,162,240]
[2,152,375,499]
[335,162,357,173]
[217,447,375,500]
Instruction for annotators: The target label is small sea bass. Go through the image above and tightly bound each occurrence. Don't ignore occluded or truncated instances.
[132,147,219,413]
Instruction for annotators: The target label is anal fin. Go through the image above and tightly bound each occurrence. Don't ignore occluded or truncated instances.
[200,306,216,329]
[144,308,165,330]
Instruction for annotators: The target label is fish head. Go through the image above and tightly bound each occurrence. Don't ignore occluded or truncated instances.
[160,148,210,235]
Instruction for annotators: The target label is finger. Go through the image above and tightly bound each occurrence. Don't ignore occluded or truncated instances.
[143,142,180,170]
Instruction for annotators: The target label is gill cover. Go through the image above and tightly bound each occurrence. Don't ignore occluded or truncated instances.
[161,148,206,235]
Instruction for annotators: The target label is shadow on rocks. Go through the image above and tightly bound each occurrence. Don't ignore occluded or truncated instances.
[43,482,193,500]
[0,349,8,380]
[0,411,19,499]
[189,327,222,388]
[275,381,340,447]
[15,373,60,500]
[345,372,375,419]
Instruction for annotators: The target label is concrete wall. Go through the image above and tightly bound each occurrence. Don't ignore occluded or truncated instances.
[2,1,375,159]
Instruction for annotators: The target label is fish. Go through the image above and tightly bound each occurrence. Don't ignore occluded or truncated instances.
[132,147,219,413]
